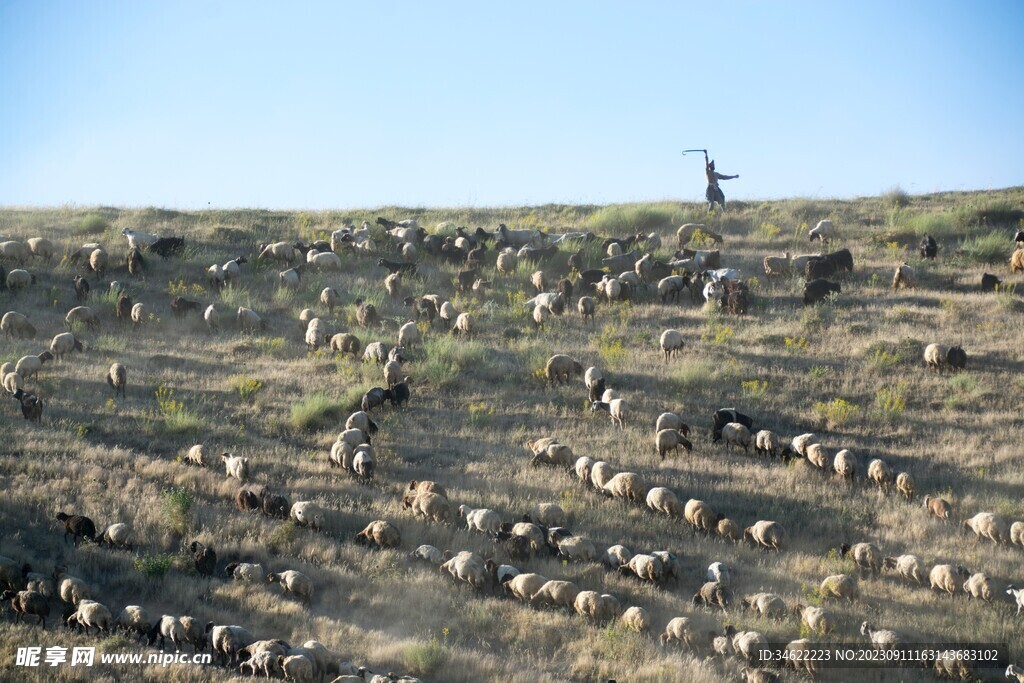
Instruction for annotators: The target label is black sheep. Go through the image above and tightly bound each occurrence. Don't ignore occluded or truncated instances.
[588,377,606,403]
[980,273,1002,292]
[1,590,49,628]
[12,389,43,423]
[73,275,90,302]
[361,387,387,413]
[190,541,216,576]
[711,408,753,444]
[126,247,144,276]
[55,512,96,546]
[556,278,573,302]
[384,382,410,408]
[377,258,417,275]
[494,531,531,562]
[170,296,202,319]
[262,494,290,519]
[115,293,132,324]
[802,278,841,306]
[1015,229,1024,247]
[946,346,967,372]
[919,234,938,259]
[149,236,185,258]
[455,268,477,293]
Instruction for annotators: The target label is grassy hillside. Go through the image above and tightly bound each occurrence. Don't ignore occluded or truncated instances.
[0,187,1023,682]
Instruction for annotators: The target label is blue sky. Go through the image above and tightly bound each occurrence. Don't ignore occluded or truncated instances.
[1,1,1021,209]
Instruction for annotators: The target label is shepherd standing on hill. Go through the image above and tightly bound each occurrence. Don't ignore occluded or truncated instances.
[704,151,738,212]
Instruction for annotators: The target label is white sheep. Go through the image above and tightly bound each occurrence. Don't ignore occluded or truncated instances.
[221,452,250,481]
[99,523,133,550]
[204,304,219,332]
[290,501,326,529]
[892,262,916,289]
[791,433,817,457]
[1,311,36,339]
[226,562,265,583]
[16,352,54,381]
[590,398,626,430]
[268,570,314,604]
[237,306,265,332]
[26,237,55,260]
[882,554,924,584]
[6,269,34,291]
[808,219,835,243]
[398,321,420,348]
[69,600,112,635]
[305,318,329,350]
[659,329,684,362]
[309,251,341,271]
[646,487,681,517]
[130,302,147,325]
[762,252,791,276]
[1006,586,1024,615]
[115,605,152,642]
[122,228,158,249]
[706,562,732,586]
[721,422,751,452]
[963,511,1009,544]
[410,545,445,565]
[459,506,502,535]
[0,240,30,263]
[352,448,374,481]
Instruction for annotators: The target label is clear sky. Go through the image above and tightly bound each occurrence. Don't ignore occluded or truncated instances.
[1,1,1021,209]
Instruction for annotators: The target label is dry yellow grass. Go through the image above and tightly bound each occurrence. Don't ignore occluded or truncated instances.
[0,190,1022,681]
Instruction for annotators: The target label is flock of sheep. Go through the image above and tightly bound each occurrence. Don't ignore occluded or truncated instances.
[1,213,1024,682]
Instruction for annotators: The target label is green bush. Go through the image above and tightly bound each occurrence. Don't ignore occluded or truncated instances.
[584,203,682,234]
[160,486,194,536]
[75,213,109,236]
[134,553,174,578]
[959,232,1006,264]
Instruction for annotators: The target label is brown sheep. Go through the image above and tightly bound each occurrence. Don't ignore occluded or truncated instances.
[355,520,401,549]
[544,354,583,384]
[923,495,952,522]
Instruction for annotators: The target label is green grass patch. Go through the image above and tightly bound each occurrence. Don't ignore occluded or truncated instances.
[159,486,194,536]
[584,202,682,234]
[134,553,174,578]
[959,232,1006,264]
[290,393,353,432]
[814,397,859,428]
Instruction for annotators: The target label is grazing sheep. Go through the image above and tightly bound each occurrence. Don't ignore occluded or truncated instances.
[867,458,893,490]
[920,233,938,259]
[659,329,684,362]
[762,252,792,276]
[963,572,993,602]
[21,566,54,598]
[116,605,152,643]
[577,295,596,324]
[200,304,218,333]
[55,512,96,546]
[504,573,548,602]
[3,371,23,396]
[656,411,687,434]
[290,501,325,530]
[268,570,314,604]
[721,422,751,452]
[754,430,785,458]
[355,520,401,549]
[659,617,696,649]
[531,580,580,609]
[802,278,841,305]
[794,603,833,634]
[692,581,732,612]
[0,590,49,628]
[711,408,753,443]
[99,523,133,551]
[225,561,266,584]
[819,574,857,601]
[923,495,952,521]
[1,311,36,339]
[892,262,916,289]
[459,506,502,535]
[895,471,915,500]
[5,268,35,291]
[529,502,565,527]
[685,499,716,532]
[924,342,967,373]
[646,487,681,517]
[65,309,99,331]
[407,479,449,499]
[221,452,250,481]
[840,542,882,573]
[744,520,784,551]
[557,536,597,563]
[742,592,787,620]
[52,566,90,606]
[15,352,54,381]
[410,545,445,565]
[190,541,216,576]
[1012,521,1024,547]
[590,461,614,490]
[237,306,266,331]
[1006,586,1024,616]
[808,219,835,243]
[1012,249,1024,274]
[655,429,691,459]
[397,321,420,349]
[68,600,113,635]
[833,449,857,479]
[574,591,621,623]
[207,623,255,667]
[716,516,743,542]
[106,365,127,397]
[619,554,664,584]
[453,312,472,336]
[184,444,208,467]
[620,606,651,634]
[861,621,903,651]
[330,333,361,358]
[601,545,632,571]
[882,554,924,584]
[545,354,583,384]
[601,472,646,502]
[963,511,1009,544]
[591,398,627,430]
[88,248,108,280]
[11,388,43,422]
